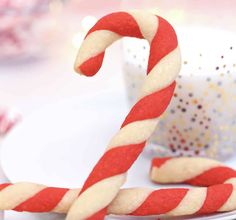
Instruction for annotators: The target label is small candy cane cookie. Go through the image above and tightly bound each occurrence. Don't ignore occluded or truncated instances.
[1,182,236,216]
[68,10,181,220]
[150,157,236,186]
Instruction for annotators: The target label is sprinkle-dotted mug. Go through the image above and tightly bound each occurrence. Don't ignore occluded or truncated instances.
[123,27,236,160]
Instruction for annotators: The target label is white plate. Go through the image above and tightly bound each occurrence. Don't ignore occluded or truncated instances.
[1,90,236,220]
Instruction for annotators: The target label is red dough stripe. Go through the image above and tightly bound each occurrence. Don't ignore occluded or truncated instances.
[152,157,172,168]
[122,82,176,128]
[185,167,236,186]
[0,183,12,191]
[131,188,188,216]
[80,143,145,194]
[147,16,178,73]
[86,12,143,38]
[197,184,233,214]
[77,52,105,77]
[14,187,69,212]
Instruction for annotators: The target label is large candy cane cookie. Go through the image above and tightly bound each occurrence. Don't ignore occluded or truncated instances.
[150,157,236,186]
[67,10,181,219]
[2,182,236,216]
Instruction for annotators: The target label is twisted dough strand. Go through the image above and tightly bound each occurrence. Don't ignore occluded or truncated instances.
[68,10,181,219]
[150,157,236,186]
[1,182,235,216]
[151,157,236,214]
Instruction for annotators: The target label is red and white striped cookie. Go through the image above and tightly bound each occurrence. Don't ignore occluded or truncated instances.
[68,10,181,219]
[1,182,236,216]
[150,157,236,186]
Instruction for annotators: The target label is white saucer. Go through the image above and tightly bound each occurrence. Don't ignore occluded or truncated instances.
[1,90,236,220]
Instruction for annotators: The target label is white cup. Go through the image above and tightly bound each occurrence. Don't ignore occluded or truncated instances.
[123,27,236,160]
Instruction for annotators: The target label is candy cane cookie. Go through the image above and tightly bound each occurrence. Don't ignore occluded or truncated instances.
[1,182,236,216]
[150,157,236,186]
[67,10,181,219]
